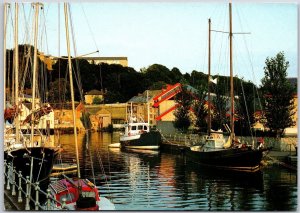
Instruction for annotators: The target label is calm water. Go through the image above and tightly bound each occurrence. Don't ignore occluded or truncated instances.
[55,132,297,211]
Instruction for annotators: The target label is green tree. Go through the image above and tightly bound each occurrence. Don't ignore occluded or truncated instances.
[48,78,70,103]
[92,96,103,104]
[193,86,208,133]
[234,79,259,136]
[173,85,192,133]
[170,67,183,83]
[261,52,295,137]
[211,80,229,131]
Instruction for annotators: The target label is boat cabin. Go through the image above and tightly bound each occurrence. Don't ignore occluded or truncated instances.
[124,122,149,136]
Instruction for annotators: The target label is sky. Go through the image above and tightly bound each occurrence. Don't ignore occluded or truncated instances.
[4,2,298,86]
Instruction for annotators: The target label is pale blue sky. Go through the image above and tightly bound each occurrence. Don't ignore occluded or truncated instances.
[5,2,298,85]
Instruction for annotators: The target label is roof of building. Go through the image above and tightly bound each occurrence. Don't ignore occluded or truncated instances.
[127,90,161,103]
[85,89,104,95]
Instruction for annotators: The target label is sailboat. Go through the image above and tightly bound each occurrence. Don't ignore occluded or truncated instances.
[45,3,115,210]
[4,3,60,188]
[186,3,270,172]
[120,91,162,150]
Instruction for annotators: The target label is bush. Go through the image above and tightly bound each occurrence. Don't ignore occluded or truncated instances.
[92,96,103,104]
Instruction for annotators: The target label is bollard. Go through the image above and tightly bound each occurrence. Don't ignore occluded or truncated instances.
[6,163,11,190]
[4,160,6,185]
[25,176,30,210]
[11,167,16,196]
[46,189,51,210]
[35,182,40,210]
[61,197,67,209]
[18,171,23,203]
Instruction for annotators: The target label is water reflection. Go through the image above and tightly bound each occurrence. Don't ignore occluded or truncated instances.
[56,132,297,211]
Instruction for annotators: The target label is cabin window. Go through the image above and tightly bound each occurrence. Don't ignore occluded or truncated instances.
[138,126,143,130]
[143,126,147,131]
[131,126,137,130]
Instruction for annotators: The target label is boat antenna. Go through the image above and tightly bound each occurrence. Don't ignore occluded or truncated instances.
[64,2,81,179]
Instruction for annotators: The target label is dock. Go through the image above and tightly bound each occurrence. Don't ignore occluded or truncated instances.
[4,188,25,210]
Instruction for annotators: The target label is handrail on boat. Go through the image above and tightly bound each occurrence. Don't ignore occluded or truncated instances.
[4,160,71,210]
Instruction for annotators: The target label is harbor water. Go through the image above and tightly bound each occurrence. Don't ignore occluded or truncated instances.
[55,132,297,211]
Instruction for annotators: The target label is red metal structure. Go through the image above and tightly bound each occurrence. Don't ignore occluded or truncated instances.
[152,83,182,108]
[152,83,207,121]
[152,83,182,121]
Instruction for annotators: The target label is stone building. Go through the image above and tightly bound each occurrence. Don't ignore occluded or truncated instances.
[82,57,128,67]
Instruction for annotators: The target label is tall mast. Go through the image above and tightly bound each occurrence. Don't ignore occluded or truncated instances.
[208,18,211,136]
[4,3,9,109]
[14,3,20,144]
[64,3,81,178]
[229,2,234,141]
[30,3,40,146]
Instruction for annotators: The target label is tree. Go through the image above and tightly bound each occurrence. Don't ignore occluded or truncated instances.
[234,79,259,136]
[48,78,70,103]
[193,86,208,133]
[261,52,295,137]
[173,85,192,133]
[92,96,103,104]
[211,80,229,131]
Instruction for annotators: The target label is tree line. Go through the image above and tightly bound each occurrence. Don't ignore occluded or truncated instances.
[5,45,297,137]
[173,52,296,138]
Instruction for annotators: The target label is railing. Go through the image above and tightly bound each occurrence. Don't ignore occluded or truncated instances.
[161,132,206,147]
[4,160,70,210]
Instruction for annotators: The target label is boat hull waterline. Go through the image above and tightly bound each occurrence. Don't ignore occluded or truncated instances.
[120,131,162,150]
[186,147,266,172]
[5,147,60,183]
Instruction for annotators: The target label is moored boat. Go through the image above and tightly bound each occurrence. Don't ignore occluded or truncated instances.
[186,3,270,172]
[120,117,162,150]
[3,3,60,195]
[120,102,162,150]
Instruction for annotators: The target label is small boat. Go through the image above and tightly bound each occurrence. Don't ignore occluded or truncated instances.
[47,176,115,210]
[108,142,121,148]
[186,3,270,172]
[120,101,162,150]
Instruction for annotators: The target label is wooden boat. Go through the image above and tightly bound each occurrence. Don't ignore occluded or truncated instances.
[186,3,270,172]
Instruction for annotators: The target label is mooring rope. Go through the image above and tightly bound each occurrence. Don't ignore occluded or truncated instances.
[264,154,297,171]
